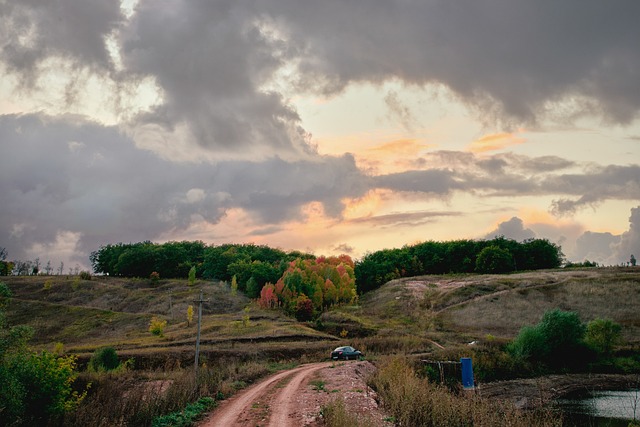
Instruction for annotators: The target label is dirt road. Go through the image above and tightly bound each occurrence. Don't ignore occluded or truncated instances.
[199,361,390,427]
[200,362,330,427]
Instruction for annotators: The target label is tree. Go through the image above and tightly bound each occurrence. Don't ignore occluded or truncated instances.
[187,305,194,327]
[1,282,86,424]
[585,318,622,357]
[88,347,120,372]
[230,275,238,295]
[188,266,196,286]
[294,294,314,321]
[508,309,588,372]
[475,245,515,274]
[149,317,167,337]
[631,254,637,267]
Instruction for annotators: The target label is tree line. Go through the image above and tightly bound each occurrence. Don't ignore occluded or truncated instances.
[354,237,563,293]
[89,241,314,294]
[90,237,562,297]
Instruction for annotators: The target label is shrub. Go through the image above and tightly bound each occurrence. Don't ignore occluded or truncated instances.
[79,271,92,280]
[508,309,589,372]
[585,318,622,357]
[152,397,216,427]
[149,317,167,337]
[294,294,314,321]
[89,347,120,372]
[150,271,160,283]
[188,266,196,286]
[1,351,87,424]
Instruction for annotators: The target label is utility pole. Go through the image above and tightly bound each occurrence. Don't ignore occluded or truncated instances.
[194,290,208,381]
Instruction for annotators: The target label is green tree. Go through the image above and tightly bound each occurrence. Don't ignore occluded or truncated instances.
[1,283,86,424]
[509,309,587,372]
[246,276,260,298]
[188,265,196,286]
[475,245,515,273]
[89,347,120,372]
[230,275,238,295]
[585,318,622,357]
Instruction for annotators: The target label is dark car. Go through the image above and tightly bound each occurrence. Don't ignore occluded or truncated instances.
[331,346,363,360]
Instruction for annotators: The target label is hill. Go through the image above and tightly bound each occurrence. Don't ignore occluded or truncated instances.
[4,267,638,364]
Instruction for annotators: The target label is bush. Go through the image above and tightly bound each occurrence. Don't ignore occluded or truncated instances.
[508,309,589,373]
[79,271,92,280]
[1,351,87,424]
[152,397,216,427]
[89,347,120,372]
[584,318,622,357]
[149,317,167,337]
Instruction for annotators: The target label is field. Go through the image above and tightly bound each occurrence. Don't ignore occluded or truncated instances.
[2,267,639,425]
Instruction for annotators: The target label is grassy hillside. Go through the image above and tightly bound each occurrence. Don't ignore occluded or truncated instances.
[3,267,639,362]
[2,275,337,367]
[2,268,639,426]
[330,267,640,350]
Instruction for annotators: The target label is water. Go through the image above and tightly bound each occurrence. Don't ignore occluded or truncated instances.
[556,389,640,426]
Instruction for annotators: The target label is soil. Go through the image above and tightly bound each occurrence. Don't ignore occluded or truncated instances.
[198,360,392,427]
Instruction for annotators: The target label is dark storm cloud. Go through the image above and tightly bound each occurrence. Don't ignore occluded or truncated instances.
[118,0,312,155]
[0,0,122,84]
[0,113,367,264]
[547,165,640,215]
[266,0,640,125]
[3,0,639,154]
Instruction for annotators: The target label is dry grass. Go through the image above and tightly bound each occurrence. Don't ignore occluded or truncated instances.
[368,356,561,427]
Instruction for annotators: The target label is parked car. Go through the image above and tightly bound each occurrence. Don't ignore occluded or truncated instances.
[330,346,363,360]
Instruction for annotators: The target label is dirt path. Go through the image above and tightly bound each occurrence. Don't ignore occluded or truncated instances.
[199,361,391,427]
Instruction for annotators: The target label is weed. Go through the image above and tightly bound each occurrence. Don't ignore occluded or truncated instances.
[320,397,377,427]
[310,379,326,392]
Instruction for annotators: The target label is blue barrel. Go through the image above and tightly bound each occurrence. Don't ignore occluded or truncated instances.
[460,357,475,389]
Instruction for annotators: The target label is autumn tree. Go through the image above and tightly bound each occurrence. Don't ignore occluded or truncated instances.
[259,255,357,318]
[187,305,194,327]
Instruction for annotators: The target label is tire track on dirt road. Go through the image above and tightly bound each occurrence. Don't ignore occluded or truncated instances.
[200,362,332,427]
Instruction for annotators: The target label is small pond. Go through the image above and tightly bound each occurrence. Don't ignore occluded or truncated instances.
[555,389,640,426]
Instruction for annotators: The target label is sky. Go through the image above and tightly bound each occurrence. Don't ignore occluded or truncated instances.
[1,0,639,272]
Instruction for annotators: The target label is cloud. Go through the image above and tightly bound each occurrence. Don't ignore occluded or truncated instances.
[0,0,122,84]
[572,231,621,265]
[4,1,639,161]
[269,1,640,125]
[333,243,355,254]
[611,206,640,263]
[570,206,640,265]
[484,217,536,242]
[548,165,640,215]
[348,210,462,228]
[0,113,368,266]
[467,132,525,153]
